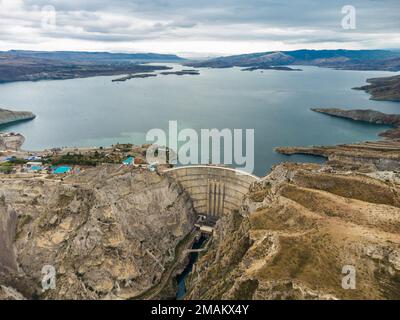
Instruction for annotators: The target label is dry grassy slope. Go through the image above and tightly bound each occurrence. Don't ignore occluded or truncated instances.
[186,163,400,300]
[0,165,196,299]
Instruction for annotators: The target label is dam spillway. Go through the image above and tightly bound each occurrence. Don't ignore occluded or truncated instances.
[163,166,260,218]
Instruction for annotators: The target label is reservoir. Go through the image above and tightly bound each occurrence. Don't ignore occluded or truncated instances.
[0,64,398,176]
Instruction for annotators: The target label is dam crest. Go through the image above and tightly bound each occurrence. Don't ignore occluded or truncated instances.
[163,166,260,218]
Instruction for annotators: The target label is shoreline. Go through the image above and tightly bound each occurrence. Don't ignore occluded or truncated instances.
[275,107,400,172]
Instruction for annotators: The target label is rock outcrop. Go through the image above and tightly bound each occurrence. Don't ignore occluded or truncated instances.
[186,163,400,300]
[0,132,25,151]
[0,165,196,299]
[0,108,35,126]
[0,285,25,300]
[354,75,400,101]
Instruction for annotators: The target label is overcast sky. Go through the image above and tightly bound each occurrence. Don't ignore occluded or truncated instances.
[0,0,399,57]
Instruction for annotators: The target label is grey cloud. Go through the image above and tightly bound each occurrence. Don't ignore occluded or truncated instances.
[2,0,400,52]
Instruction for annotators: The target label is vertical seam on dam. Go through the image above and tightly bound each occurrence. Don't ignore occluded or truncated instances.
[164,166,260,217]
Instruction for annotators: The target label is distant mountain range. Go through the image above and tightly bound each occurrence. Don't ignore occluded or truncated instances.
[0,50,183,83]
[2,50,184,63]
[187,49,400,71]
[2,49,400,84]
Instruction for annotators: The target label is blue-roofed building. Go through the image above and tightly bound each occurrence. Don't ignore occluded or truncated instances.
[123,156,134,165]
[26,156,42,162]
[53,166,72,174]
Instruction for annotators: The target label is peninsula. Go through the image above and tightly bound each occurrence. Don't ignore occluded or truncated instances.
[276,107,400,171]
[353,75,400,102]
[0,108,36,126]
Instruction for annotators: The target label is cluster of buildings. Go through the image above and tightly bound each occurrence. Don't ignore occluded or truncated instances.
[1,144,167,176]
[0,154,74,175]
[121,155,159,172]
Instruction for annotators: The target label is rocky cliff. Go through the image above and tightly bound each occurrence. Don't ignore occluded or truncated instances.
[186,163,400,300]
[0,165,196,299]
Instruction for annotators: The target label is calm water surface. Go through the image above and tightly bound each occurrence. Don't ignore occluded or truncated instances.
[0,64,399,176]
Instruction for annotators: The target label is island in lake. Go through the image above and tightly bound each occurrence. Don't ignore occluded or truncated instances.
[160,70,200,76]
[111,73,158,82]
[112,69,200,82]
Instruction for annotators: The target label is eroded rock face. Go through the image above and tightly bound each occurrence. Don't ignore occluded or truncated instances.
[186,163,400,300]
[0,199,18,273]
[0,165,196,299]
[0,285,25,300]
[0,133,25,151]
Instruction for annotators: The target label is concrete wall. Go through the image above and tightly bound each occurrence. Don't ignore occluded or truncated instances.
[164,166,260,217]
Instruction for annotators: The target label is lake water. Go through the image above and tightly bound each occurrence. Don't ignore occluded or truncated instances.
[0,64,399,176]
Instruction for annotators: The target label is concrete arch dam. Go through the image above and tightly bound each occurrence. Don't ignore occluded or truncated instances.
[163,166,260,218]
